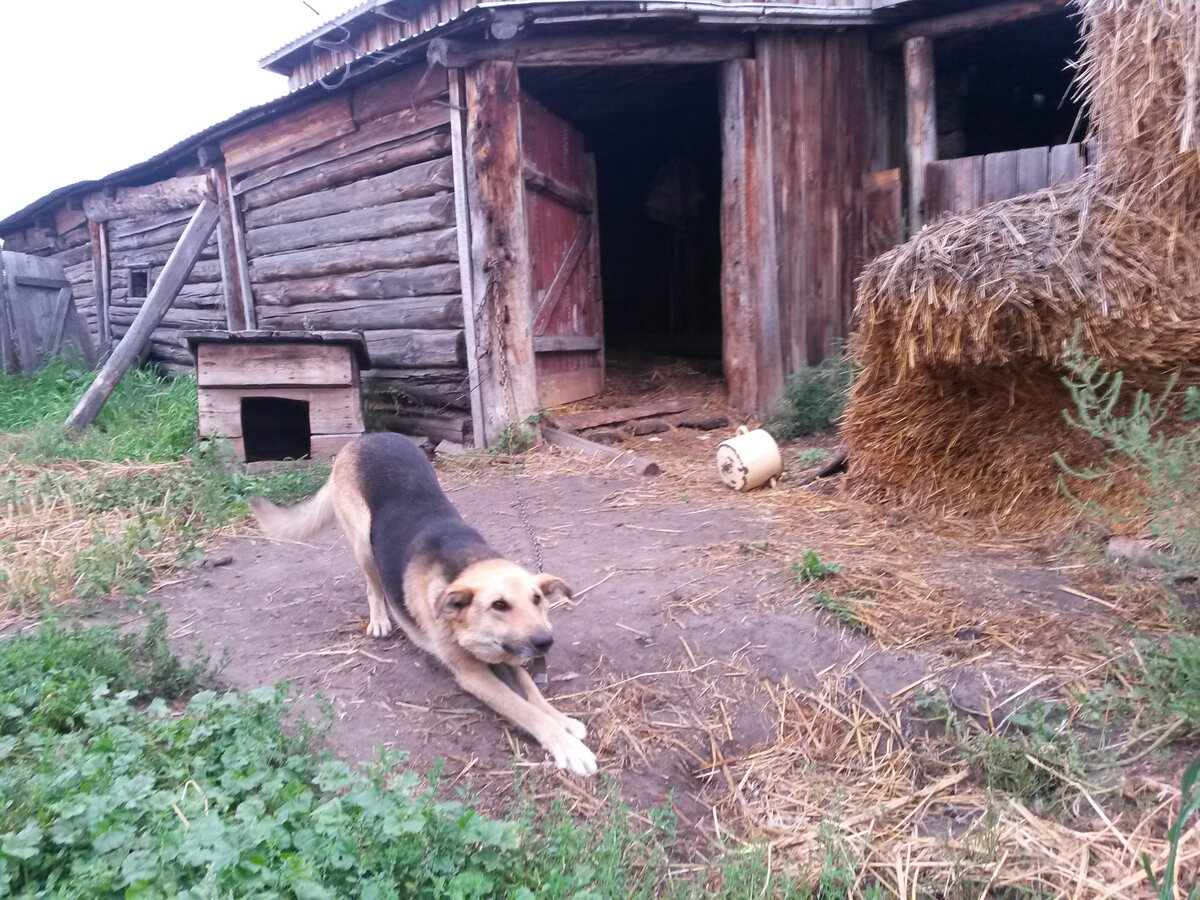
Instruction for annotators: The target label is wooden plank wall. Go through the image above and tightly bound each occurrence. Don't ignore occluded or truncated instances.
[1,213,98,345]
[221,64,471,440]
[752,31,868,410]
[924,142,1084,221]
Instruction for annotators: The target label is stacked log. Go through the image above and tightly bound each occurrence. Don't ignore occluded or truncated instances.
[224,64,470,440]
[106,202,224,368]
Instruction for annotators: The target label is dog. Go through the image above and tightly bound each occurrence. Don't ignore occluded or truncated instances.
[248,433,597,776]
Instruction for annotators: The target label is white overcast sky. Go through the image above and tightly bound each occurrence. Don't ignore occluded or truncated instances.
[0,0,334,218]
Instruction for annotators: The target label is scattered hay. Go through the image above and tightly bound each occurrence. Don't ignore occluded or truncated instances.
[700,676,1199,898]
[0,456,215,623]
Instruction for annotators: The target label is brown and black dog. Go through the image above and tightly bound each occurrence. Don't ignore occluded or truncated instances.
[249,433,597,776]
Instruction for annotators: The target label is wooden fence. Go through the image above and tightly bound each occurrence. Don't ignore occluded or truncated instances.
[924,142,1084,221]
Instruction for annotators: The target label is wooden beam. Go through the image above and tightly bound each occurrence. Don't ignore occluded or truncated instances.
[542,427,660,476]
[904,36,937,231]
[876,0,1071,48]
[66,199,219,430]
[463,60,538,446]
[429,34,752,69]
[719,59,761,413]
[249,228,458,282]
[87,220,111,346]
[448,69,487,448]
[82,175,213,222]
[548,396,699,432]
[532,335,601,353]
[523,162,591,214]
[211,158,255,331]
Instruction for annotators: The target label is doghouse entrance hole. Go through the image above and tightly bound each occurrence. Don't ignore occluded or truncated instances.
[241,397,311,462]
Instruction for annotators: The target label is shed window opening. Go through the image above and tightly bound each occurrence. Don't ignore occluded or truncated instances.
[129,268,151,299]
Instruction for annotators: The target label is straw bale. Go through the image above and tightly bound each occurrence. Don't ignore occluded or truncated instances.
[845,0,1200,521]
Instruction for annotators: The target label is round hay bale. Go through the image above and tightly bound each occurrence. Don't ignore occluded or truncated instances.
[843,0,1200,524]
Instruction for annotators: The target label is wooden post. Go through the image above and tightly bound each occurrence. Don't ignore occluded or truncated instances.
[719,59,762,413]
[462,60,538,446]
[210,158,255,330]
[448,68,487,447]
[87,220,111,347]
[66,199,219,430]
[904,36,937,232]
[0,253,13,373]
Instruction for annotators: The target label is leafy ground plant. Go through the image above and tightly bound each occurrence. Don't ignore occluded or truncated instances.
[0,619,842,898]
[793,550,840,583]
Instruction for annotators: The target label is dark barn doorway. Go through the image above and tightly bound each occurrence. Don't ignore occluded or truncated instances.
[521,64,724,363]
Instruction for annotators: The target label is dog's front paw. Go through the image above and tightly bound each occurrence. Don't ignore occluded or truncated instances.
[366,616,393,638]
[548,733,597,776]
[559,715,587,740]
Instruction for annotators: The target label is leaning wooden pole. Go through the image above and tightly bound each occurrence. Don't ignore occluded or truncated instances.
[66,198,219,430]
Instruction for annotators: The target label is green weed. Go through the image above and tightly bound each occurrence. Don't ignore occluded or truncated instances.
[1144,757,1200,899]
[765,354,854,441]
[0,620,837,898]
[808,590,868,632]
[0,361,332,609]
[912,692,1100,819]
[490,408,548,456]
[794,448,831,469]
[793,550,840,583]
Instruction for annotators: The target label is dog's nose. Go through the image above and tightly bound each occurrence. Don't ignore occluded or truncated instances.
[531,632,554,654]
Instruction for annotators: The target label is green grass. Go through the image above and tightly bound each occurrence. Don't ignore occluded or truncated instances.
[0,358,199,462]
[0,619,856,898]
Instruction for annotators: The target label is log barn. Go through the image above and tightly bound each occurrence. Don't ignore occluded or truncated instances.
[0,0,1084,449]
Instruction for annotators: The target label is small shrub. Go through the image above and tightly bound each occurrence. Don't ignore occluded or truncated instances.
[490,408,547,456]
[1057,335,1200,585]
[765,355,854,441]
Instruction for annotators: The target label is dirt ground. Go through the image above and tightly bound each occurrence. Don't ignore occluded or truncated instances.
[131,360,1166,850]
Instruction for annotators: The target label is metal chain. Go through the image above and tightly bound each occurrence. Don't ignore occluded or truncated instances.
[480,263,549,685]
[480,261,545,574]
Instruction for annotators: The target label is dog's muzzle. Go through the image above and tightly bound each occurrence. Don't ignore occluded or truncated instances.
[503,632,553,658]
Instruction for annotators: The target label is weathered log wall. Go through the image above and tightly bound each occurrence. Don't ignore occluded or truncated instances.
[0,63,472,441]
[106,197,224,369]
[221,64,469,439]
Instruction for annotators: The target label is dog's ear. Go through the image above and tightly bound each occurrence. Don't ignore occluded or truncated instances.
[437,585,474,617]
[536,574,572,603]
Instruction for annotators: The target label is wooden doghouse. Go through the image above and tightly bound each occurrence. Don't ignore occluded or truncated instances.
[183,330,368,462]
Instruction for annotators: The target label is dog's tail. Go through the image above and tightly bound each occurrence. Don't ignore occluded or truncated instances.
[248,479,336,541]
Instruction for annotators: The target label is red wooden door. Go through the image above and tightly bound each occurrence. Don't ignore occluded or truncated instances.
[520,93,603,407]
